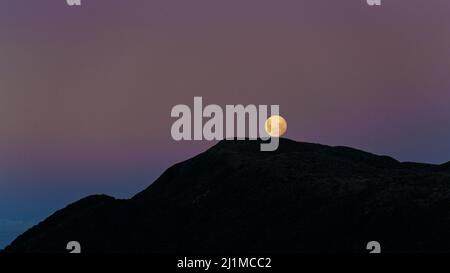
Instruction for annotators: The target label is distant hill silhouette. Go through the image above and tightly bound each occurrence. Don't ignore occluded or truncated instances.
[3,138,450,253]
[439,161,450,171]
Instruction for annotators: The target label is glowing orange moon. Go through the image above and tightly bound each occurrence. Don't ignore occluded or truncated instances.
[264,115,287,137]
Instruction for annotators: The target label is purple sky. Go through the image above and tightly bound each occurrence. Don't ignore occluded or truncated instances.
[1,0,450,248]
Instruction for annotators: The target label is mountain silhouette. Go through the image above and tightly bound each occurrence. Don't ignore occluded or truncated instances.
[3,138,450,253]
[439,161,450,171]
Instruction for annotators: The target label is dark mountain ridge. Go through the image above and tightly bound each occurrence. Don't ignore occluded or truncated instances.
[3,138,450,253]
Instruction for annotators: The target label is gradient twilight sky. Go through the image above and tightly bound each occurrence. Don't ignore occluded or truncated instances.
[1,0,450,248]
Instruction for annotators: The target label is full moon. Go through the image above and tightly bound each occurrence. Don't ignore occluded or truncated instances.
[265,115,287,137]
